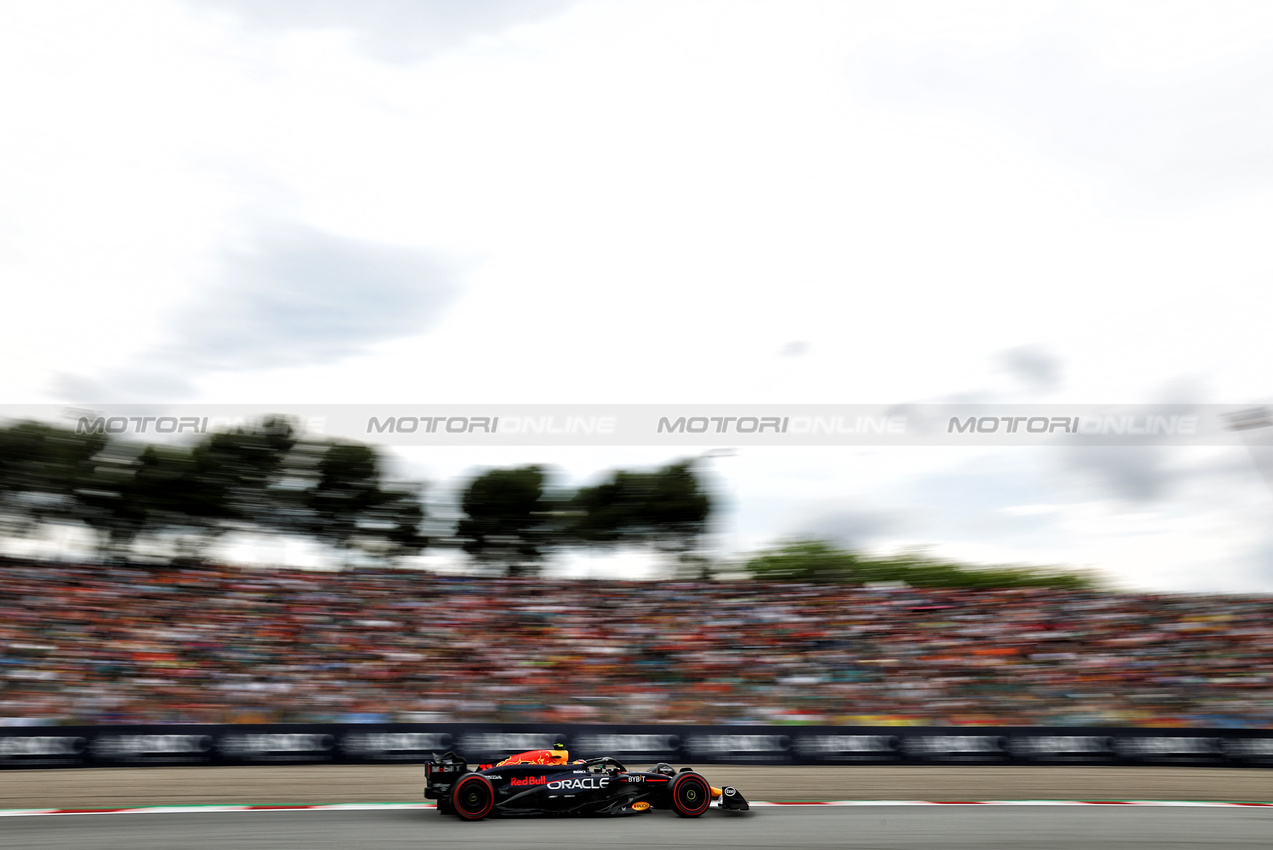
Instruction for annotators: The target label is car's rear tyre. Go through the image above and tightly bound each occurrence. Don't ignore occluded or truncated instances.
[670,772,712,817]
[436,797,454,816]
[452,774,495,821]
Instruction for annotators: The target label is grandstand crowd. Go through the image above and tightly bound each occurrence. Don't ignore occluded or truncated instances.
[1,558,1271,728]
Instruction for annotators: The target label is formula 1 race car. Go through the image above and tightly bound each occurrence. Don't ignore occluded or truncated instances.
[424,744,749,820]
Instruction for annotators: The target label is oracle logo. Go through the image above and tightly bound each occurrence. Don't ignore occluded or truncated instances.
[548,777,610,792]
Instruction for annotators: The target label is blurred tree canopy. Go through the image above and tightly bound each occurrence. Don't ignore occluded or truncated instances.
[454,465,558,577]
[0,418,721,575]
[744,539,1099,590]
[294,440,428,563]
[0,419,1103,586]
[0,421,107,539]
[451,459,714,577]
[0,417,428,565]
[563,460,712,574]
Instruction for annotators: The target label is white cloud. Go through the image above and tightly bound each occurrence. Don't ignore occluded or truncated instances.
[1,0,1271,590]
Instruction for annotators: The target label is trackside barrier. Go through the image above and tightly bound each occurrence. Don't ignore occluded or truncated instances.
[1,724,1272,769]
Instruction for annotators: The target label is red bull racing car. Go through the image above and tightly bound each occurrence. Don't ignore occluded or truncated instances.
[424,744,749,820]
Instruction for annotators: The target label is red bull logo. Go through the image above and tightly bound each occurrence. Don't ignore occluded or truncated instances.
[510,775,547,787]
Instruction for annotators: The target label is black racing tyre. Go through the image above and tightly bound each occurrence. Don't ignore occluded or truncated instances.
[670,772,712,817]
[452,774,495,821]
[436,797,454,816]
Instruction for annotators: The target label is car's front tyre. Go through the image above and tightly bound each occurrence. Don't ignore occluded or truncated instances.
[670,772,712,817]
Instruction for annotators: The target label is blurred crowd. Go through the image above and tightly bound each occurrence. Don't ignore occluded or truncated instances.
[2,558,1271,728]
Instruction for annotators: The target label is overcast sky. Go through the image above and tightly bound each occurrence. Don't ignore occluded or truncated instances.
[2,1,1272,591]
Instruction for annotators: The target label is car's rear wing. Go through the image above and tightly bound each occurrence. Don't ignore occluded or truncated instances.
[423,751,469,801]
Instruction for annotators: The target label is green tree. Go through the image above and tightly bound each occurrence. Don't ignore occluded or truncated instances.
[743,538,1099,590]
[299,441,428,562]
[566,460,712,574]
[66,419,300,559]
[0,421,109,542]
[644,461,712,563]
[0,416,429,567]
[455,465,559,576]
[187,416,299,534]
[744,539,858,582]
[73,444,197,557]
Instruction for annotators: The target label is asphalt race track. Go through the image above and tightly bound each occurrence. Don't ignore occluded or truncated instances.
[3,766,1272,849]
[4,805,1273,850]
[3,765,1273,809]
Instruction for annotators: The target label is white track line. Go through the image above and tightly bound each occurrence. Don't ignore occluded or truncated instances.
[2,801,1271,818]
